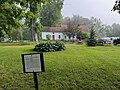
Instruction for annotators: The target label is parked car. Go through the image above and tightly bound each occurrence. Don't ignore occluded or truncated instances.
[113,38,120,45]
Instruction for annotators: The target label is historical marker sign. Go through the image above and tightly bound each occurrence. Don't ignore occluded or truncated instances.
[21,53,45,90]
[22,53,45,73]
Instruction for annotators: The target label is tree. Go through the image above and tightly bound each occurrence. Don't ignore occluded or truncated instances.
[103,25,112,37]
[86,25,97,46]
[62,15,91,40]
[0,30,7,38]
[76,31,88,40]
[90,17,120,38]
[0,0,25,39]
[40,0,64,26]
[23,0,48,42]
[113,0,120,13]
[11,29,22,41]
[0,0,48,42]
[62,16,81,39]
[90,17,107,38]
[109,23,120,37]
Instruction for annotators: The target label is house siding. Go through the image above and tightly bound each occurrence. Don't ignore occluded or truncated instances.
[41,25,89,40]
[42,32,64,40]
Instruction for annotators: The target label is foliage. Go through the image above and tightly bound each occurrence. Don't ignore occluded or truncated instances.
[0,0,48,42]
[11,29,23,41]
[97,23,120,37]
[86,39,97,46]
[62,15,120,39]
[76,31,88,40]
[34,41,65,52]
[96,39,105,46]
[34,22,43,41]
[63,15,120,39]
[62,15,92,26]
[61,38,67,42]
[63,16,80,39]
[22,29,31,41]
[24,0,48,42]
[0,1,24,38]
[40,0,64,26]
[46,34,51,40]
[0,30,7,37]
[90,17,107,38]
[62,15,91,39]
[112,0,120,13]
[109,23,120,37]
[86,25,97,46]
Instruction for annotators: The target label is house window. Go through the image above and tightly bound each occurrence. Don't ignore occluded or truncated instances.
[58,35,61,39]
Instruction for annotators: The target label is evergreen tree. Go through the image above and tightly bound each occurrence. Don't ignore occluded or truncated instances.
[86,25,97,46]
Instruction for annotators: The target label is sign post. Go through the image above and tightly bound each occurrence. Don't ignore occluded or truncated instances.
[21,53,45,90]
[33,72,38,90]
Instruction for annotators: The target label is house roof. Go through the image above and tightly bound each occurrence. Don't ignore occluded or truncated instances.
[42,25,90,32]
[42,26,66,32]
[79,25,90,32]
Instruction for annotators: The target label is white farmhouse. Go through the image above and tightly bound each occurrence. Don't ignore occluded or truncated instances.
[42,26,67,40]
[41,25,89,40]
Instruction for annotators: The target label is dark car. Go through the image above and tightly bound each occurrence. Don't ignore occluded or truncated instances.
[113,38,120,45]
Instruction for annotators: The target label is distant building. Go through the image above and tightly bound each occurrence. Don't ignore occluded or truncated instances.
[42,26,66,40]
[41,24,89,40]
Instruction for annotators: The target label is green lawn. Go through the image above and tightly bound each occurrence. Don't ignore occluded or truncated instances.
[1,44,120,90]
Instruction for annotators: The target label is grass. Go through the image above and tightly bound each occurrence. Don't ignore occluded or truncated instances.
[1,44,120,90]
[0,42,36,46]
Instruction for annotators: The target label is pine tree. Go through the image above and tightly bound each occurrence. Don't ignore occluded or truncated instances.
[87,25,97,46]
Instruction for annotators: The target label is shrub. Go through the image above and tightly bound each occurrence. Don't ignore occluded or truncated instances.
[76,31,88,40]
[34,41,66,52]
[86,39,97,46]
[46,34,51,40]
[61,38,67,42]
[96,39,105,46]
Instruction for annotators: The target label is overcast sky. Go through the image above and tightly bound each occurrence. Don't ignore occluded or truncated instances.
[62,0,120,25]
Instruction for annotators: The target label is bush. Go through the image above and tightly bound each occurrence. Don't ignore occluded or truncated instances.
[34,41,66,52]
[86,38,97,46]
[96,39,105,46]
[61,38,67,42]
[46,34,51,40]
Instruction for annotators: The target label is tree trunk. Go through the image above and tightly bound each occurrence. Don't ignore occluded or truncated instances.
[30,3,38,42]
[30,18,35,42]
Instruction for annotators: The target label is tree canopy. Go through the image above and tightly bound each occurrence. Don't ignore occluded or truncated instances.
[0,0,24,37]
[113,0,120,13]
[0,0,48,41]
[62,15,91,39]
[40,0,64,26]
